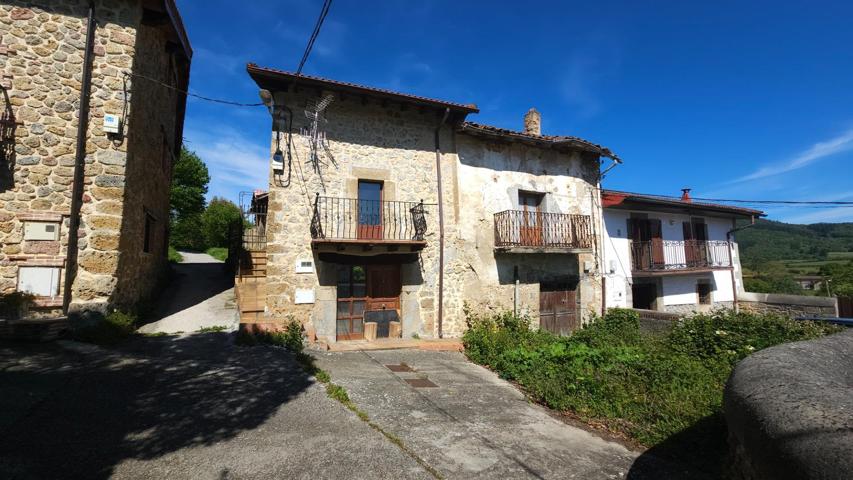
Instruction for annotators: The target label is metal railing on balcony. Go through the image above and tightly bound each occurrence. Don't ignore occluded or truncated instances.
[630,240,732,271]
[311,194,428,242]
[494,210,593,249]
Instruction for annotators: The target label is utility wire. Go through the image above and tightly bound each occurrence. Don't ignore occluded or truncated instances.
[296,0,333,75]
[602,189,853,206]
[124,71,264,107]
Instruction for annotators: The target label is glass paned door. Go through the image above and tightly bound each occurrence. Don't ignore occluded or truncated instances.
[357,181,383,240]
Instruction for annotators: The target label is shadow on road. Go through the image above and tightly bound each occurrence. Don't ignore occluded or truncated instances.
[148,261,233,320]
[0,334,311,479]
[626,414,726,480]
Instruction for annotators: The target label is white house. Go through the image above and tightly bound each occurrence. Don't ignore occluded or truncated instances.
[602,189,764,314]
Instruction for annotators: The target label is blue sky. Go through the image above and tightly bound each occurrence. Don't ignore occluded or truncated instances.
[176,0,853,224]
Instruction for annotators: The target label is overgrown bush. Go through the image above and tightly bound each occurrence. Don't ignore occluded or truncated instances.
[463,307,840,447]
[71,310,138,346]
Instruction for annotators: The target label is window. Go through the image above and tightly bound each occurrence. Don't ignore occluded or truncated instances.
[18,267,61,297]
[23,221,59,241]
[143,211,155,253]
[357,180,383,240]
[697,282,713,305]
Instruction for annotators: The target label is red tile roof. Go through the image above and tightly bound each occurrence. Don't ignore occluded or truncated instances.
[602,189,765,217]
[247,64,479,114]
[458,122,619,160]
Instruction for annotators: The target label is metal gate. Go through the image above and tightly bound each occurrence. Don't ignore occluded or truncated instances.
[539,285,579,335]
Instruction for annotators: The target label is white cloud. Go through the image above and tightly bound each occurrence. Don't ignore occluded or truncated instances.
[779,206,853,224]
[183,126,270,202]
[733,128,853,183]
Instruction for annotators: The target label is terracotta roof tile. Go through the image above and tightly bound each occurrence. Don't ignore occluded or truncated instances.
[602,189,765,217]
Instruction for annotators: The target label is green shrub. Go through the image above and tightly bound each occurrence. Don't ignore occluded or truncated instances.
[72,310,137,346]
[168,246,184,263]
[205,247,228,262]
[463,307,840,447]
[235,318,304,353]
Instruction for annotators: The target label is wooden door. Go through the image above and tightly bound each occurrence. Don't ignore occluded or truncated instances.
[519,192,543,246]
[336,263,401,341]
[629,218,664,269]
[357,180,383,240]
[683,220,708,267]
[539,285,578,335]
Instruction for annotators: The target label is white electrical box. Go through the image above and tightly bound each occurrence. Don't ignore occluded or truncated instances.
[294,288,315,304]
[24,221,59,241]
[18,266,61,297]
[295,259,314,274]
[103,114,121,134]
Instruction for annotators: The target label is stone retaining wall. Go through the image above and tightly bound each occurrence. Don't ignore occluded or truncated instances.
[724,330,853,480]
[738,292,838,318]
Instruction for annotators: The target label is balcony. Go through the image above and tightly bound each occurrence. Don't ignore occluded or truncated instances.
[310,195,428,251]
[494,210,593,253]
[630,240,732,274]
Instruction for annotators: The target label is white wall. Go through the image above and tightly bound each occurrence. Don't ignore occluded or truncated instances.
[603,207,739,308]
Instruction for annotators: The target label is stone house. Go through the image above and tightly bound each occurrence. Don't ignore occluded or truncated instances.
[246,65,619,343]
[601,189,764,314]
[0,0,191,316]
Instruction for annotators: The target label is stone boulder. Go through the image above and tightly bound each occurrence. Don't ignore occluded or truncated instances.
[724,329,853,480]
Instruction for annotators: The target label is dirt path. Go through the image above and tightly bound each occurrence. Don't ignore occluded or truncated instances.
[137,251,238,334]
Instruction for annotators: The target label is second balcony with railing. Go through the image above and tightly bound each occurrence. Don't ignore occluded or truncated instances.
[310,194,429,250]
[494,210,593,252]
[630,239,732,274]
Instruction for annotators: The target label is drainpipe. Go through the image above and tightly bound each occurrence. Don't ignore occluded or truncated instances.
[434,108,449,338]
[726,215,756,313]
[62,1,96,314]
[513,265,519,317]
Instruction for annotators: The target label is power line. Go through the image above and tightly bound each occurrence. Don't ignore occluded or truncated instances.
[296,0,333,75]
[602,189,853,207]
[124,71,264,107]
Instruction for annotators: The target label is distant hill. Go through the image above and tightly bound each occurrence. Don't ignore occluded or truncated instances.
[736,219,853,268]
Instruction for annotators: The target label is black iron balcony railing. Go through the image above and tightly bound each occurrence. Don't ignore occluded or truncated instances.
[311,194,428,242]
[630,240,732,271]
[494,210,593,249]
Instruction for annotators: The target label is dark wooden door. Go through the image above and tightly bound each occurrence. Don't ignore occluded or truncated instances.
[539,286,578,335]
[336,264,401,341]
[357,180,383,240]
[519,192,543,246]
[630,218,664,269]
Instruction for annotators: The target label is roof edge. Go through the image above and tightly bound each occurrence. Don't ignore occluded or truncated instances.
[247,63,479,115]
[458,122,619,161]
[602,189,766,217]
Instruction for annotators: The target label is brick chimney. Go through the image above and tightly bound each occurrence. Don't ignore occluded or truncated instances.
[523,108,541,136]
[681,188,692,203]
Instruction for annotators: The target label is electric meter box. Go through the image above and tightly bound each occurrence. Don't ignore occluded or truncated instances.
[103,114,121,134]
[24,221,59,241]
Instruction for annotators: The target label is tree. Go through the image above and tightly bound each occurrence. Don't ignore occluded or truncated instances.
[170,147,210,250]
[201,197,242,248]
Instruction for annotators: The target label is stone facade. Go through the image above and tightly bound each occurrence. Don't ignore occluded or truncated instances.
[0,1,190,314]
[737,292,838,318]
[255,83,606,342]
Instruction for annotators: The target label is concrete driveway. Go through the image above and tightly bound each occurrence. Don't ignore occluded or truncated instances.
[312,349,646,479]
[138,251,238,334]
[0,335,432,480]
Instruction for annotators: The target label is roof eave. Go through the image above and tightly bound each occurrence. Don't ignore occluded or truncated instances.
[458,123,619,160]
[247,64,478,118]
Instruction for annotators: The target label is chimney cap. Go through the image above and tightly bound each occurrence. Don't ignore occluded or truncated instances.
[681,188,692,202]
[523,107,541,136]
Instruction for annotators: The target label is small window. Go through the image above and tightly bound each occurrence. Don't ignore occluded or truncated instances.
[18,267,61,297]
[24,221,59,241]
[697,283,713,305]
[143,211,155,253]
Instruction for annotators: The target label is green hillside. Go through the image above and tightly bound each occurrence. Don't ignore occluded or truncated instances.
[736,219,853,296]
[736,219,853,269]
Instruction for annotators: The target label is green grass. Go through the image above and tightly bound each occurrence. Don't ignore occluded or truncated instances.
[205,247,228,262]
[462,308,840,472]
[71,311,138,346]
[168,245,183,263]
[197,325,229,333]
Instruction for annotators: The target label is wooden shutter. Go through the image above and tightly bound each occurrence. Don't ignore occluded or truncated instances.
[650,219,664,267]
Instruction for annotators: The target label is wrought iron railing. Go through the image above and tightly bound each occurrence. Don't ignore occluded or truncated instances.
[630,240,731,271]
[311,194,428,242]
[494,210,593,249]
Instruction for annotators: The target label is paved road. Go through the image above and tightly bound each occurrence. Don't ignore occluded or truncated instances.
[312,349,642,479]
[0,336,433,479]
[137,251,238,334]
